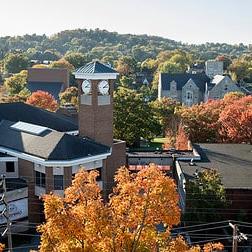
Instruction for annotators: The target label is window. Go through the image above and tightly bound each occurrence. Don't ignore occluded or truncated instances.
[35,171,45,188]
[224,84,228,91]
[185,91,194,106]
[6,162,15,173]
[54,175,64,190]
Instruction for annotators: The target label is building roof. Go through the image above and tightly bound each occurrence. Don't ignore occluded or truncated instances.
[0,120,110,161]
[27,81,63,101]
[75,61,118,74]
[160,73,210,92]
[0,102,77,132]
[211,75,225,85]
[179,143,252,189]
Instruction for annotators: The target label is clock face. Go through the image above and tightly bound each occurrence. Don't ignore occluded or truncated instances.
[98,80,109,95]
[82,80,91,94]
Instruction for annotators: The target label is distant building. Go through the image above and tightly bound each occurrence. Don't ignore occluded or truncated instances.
[158,73,210,106]
[205,75,241,101]
[27,67,69,100]
[187,63,205,74]
[158,72,242,106]
[205,60,223,78]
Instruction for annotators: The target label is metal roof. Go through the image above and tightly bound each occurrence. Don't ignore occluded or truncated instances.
[75,61,118,74]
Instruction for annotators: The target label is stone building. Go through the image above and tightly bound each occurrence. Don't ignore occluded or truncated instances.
[205,75,241,101]
[158,73,210,106]
[158,72,241,106]
[205,60,223,78]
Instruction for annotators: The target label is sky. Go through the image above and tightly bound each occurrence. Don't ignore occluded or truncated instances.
[1,0,251,45]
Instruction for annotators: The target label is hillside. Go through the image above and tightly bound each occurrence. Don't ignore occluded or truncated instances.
[0,28,250,62]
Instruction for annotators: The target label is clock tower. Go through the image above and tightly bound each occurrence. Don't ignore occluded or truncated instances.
[74,61,118,147]
[74,61,126,196]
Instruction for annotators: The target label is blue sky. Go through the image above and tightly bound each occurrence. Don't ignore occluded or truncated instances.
[1,0,251,44]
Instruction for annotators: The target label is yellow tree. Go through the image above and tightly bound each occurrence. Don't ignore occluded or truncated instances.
[38,165,224,252]
[38,170,107,252]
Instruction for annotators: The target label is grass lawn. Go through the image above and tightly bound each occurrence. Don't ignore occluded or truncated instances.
[152,137,166,144]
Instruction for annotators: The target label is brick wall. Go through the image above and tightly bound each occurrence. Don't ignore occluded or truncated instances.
[18,159,43,224]
[28,67,69,90]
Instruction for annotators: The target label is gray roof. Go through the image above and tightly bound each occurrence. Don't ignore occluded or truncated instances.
[0,102,77,132]
[75,61,118,74]
[27,82,63,101]
[0,120,110,161]
[179,143,252,189]
[160,73,210,92]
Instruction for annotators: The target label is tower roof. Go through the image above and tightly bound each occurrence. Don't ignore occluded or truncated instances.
[74,61,119,80]
[75,61,118,74]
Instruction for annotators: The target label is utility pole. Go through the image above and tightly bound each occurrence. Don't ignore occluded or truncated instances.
[0,175,13,252]
[229,222,238,252]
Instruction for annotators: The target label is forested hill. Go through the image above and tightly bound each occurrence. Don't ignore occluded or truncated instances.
[0,28,250,62]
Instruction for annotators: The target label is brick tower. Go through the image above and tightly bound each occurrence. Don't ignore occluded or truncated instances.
[74,61,126,196]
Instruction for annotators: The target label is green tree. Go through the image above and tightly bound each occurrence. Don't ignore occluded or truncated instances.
[59,86,78,105]
[114,87,161,147]
[116,56,138,76]
[184,169,227,223]
[4,70,28,95]
[150,97,180,134]
[4,53,29,73]
[64,52,87,68]
[158,61,185,74]
[49,58,74,72]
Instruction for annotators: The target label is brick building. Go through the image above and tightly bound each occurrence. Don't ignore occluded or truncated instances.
[0,61,126,224]
[175,143,252,220]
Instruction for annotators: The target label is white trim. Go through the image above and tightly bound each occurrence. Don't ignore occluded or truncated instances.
[0,157,18,162]
[66,130,79,136]
[34,164,45,173]
[175,161,186,213]
[53,167,64,175]
[74,73,119,80]
[0,147,111,167]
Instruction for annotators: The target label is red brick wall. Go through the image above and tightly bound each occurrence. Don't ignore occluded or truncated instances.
[77,79,114,147]
[104,141,126,198]
[225,189,252,221]
[28,67,69,90]
[18,159,43,224]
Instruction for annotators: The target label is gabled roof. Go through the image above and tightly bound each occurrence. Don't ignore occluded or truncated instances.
[75,61,118,74]
[27,82,63,101]
[0,120,110,161]
[0,102,77,132]
[160,73,210,92]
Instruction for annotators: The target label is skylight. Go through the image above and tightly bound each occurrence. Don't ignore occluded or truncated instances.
[11,121,49,136]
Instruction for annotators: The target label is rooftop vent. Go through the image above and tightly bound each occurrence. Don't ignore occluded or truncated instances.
[11,121,49,136]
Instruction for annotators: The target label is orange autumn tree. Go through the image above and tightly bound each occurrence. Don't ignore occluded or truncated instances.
[26,90,58,112]
[219,95,252,143]
[175,124,189,151]
[38,166,223,252]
